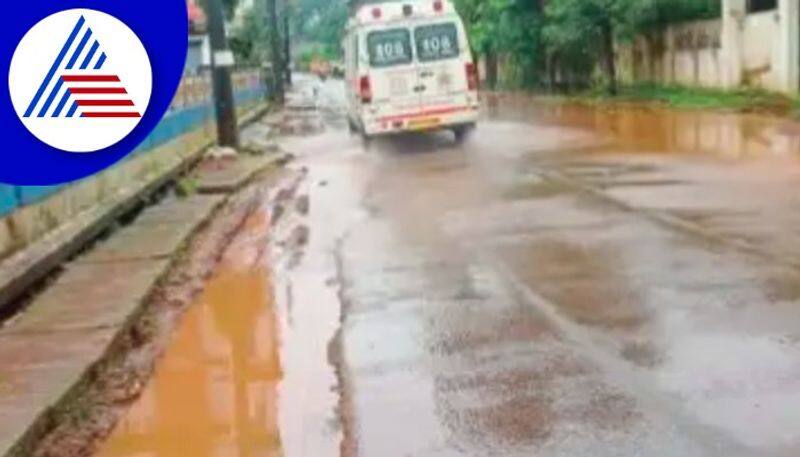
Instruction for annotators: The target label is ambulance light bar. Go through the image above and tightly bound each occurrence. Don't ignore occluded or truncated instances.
[356,0,453,24]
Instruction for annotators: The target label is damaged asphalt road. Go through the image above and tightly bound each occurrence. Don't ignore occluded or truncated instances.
[100,75,800,457]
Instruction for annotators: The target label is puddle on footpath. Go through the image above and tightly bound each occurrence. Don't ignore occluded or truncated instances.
[97,209,283,457]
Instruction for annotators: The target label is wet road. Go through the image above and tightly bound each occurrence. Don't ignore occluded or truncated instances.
[100,76,800,456]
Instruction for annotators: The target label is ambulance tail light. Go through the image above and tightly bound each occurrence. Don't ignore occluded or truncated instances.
[360,76,372,104]
[466,63,478,91]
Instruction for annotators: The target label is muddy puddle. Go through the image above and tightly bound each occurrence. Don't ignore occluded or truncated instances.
[485,93,800,159]
[96,208,283,457]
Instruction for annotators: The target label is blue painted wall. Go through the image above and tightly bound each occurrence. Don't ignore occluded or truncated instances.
[17,186,64,206]
[0,84,266,218]
[0,185,16,216]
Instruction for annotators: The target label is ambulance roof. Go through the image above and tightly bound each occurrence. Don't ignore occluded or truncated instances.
[350,0,458,28]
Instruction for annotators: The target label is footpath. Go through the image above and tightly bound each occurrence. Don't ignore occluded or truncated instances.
[0,114,286,456]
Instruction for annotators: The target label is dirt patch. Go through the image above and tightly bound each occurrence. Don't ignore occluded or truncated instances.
[620,340,663,368]
[427,311,555,357]
[327,326,358,457]
[328,240,358,457]
[466,395,554,446]
[8,168,290,457]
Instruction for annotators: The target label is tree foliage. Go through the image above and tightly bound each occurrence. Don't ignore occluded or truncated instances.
[222,0,240,19]
[295,0,350,57]
[542,0,720,92]
[453,0,545,88]
[229,0,721,92]
[229,0,350,66]
[453,0,720,92]
[230,0,271,65]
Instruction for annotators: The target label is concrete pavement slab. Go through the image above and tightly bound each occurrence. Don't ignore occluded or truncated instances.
[0,194,231,455]
[77,224,201,264]
[0,328,116,456]
[76,196,223,264]
[4,259,169,334]
[196,155,281,194]
[134,196,225,225]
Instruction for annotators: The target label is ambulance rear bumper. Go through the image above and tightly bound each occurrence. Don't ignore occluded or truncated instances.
[361,105,480,136]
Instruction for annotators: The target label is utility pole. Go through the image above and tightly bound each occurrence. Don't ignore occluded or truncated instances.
[267,0,285,104]
[204,0,239,148]
[284,6,292,87]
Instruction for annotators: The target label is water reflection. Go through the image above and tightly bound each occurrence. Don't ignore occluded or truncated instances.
[485,93,800,159]
[98,211,282,457]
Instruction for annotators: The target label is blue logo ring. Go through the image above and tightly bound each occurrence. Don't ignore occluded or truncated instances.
[2,1,188,185]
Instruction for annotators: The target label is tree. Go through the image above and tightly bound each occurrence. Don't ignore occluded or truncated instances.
[453,0,545,89]
[267,0,285,104]
[295,0,349,58]
[221,0,241,18]
[230,1,271,66]
[543,0,720,94]
[543,0,634,95]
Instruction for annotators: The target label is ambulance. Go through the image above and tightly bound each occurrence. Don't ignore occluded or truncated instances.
[343,0,480,142]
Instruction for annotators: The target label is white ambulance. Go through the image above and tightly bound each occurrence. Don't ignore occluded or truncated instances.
[343,0,480,142]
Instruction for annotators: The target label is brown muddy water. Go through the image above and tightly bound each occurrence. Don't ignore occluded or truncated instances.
[96,209,282,457]
[485,93,800,159]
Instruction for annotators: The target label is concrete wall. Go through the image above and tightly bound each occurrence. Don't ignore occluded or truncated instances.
[618,19,724,88]
[0,70,267,261]
[741,10,781,88]
[618,0,799,93]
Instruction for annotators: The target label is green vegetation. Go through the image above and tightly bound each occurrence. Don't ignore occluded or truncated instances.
[175,176,199,198]
[570,84,800,115]
[295,0,350,58]
[452,0,545,89]
[221,0,240,18]
[230,0,272,66]
[228,0,732,104]
[452,0,721,93]
[229,0,349,65]
[298,45,340,68]
[228,0,722,93]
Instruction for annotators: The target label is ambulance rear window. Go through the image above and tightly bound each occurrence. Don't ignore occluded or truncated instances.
[415,23,459,62]
[367,29,413,68]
